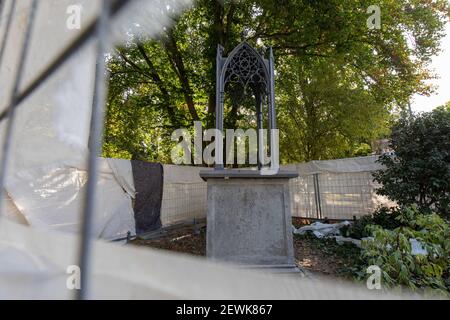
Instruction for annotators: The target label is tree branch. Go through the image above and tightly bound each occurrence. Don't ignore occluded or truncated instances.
[163,29,200,121]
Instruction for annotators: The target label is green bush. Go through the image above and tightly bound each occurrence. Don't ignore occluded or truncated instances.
[342,206,402,239]
[360,206,450,294]
[371,206,403,229]
[373,107,450,218]
[341,215,374,239]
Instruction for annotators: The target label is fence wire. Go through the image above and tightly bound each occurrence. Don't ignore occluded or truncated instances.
[161,182,207,226]
[0,0,131,300]
[289,171,389,220]
[159,170,394,226]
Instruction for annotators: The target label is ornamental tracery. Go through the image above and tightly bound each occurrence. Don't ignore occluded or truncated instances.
[215,41,277,170]
[223,43,269,95]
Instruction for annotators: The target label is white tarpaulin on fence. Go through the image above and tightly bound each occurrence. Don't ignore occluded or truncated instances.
[4,158,136,240]
[0,0,191,239]
[285,155,384,175]
[0,0,137,240]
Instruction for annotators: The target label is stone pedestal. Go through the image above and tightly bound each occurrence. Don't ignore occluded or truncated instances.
[200,170,298,272]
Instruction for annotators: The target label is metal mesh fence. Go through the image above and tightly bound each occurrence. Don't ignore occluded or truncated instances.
[161,182,207,226]
[289,171,393,220]
[159,168,395,226]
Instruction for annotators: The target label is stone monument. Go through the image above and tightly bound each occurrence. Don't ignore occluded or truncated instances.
[200,42,298,272]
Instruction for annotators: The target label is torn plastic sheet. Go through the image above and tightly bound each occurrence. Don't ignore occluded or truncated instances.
[410,238,428,256]
[334,236,362,247]
[293,221,351,238]
[293,222,429,255]
[292,221,365,247]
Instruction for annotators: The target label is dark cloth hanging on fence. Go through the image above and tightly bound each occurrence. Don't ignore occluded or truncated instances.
[131,161,163,234]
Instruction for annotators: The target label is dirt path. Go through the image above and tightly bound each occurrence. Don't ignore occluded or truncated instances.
[131,219,360,279]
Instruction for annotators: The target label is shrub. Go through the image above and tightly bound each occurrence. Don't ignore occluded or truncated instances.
[341,215,374,239]
[342,206,402,239]
[373,107,450,218]
[360,206,450,294]
[371,206,403,229]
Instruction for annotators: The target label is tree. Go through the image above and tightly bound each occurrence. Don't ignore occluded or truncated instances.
[103,0,450,163]
[277,57,390,162]
[373,108,450,217]
[441,100,450,111]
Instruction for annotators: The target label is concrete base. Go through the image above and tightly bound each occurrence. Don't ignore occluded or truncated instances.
[200,170,298,271]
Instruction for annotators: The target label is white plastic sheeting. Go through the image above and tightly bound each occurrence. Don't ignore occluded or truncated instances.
[0,217,413,299]
[5,158,136,240]
[0,0,98,172]
[0,0,190,239]
[284,155,384,174]
[292,221,364,248]
[0,0,101,235]
[293,221,352,238]
[2,192,27,225]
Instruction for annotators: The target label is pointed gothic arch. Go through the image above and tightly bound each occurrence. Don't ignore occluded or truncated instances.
[215,41,277,170]
[220,42,270,94]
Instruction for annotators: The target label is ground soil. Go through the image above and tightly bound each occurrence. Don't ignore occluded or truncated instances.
[131,217,359,278]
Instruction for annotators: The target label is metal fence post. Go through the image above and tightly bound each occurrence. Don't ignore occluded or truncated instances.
[0,0,16,68]
[0,0,38,219]
[76,0,111,300]
[313,173,322,219]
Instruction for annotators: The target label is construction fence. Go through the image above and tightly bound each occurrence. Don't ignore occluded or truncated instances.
[160,156,396,226]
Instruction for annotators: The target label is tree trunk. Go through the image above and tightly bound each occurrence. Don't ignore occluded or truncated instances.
[163,30,200,122]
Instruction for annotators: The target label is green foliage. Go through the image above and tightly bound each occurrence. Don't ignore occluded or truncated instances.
[294,232,365,279]
[441,101,450,111]
[341,215,375,239]
[296,205,449,294]
[342,206,402,239]
[103,0,450,163]
[277,58,389,162]
[373,108,450,217]
[352,143,373,157]
[360,206,450,294]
